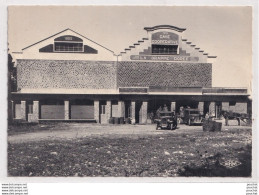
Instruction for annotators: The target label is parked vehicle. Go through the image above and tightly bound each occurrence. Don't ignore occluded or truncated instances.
[155,111,177,130]
[181,108,203,126]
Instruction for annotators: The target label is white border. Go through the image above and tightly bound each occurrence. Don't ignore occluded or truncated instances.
[0,0,258,184]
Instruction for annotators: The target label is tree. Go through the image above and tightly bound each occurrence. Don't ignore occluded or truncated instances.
[8,53,17,93]
[8,52,17,124]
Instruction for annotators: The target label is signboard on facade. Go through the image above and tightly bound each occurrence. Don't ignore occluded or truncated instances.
[151,31,179,45]
[130,55,199,61]
[54,35,83,42]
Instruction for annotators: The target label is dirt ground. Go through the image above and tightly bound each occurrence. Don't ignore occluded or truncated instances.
[8,120,249,144]
[8,122,252,177]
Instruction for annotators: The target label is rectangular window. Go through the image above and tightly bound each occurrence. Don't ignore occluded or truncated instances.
[152,45,178,55]
[54,42,83,52]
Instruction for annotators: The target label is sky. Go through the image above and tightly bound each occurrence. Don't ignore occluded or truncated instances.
[8,6,252,91]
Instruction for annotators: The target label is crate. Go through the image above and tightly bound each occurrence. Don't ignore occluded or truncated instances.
[203,119,222,132]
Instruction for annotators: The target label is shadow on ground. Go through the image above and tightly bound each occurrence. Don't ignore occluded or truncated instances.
[178,145,251,177]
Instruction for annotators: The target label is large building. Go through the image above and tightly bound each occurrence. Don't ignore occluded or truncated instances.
[10,25,251,124]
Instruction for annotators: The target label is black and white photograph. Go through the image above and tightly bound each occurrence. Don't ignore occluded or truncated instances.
[6,6,255,179]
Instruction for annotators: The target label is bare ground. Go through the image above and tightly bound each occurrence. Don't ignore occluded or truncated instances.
[8,122,252,177]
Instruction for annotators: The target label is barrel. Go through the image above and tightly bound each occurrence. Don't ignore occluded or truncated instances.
[125,118,131,124]
[114,117,119,124]
[109,117,115,124]
[119,117,124,124]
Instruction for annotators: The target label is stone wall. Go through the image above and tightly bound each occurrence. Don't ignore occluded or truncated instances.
[17,59,117,89]
[117,62,212,87]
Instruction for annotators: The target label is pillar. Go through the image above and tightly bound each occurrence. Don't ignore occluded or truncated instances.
[106,100,111,122]
[198,102,204,115]
[171,102,176,112]
[140,101,148,124]
[131,101,136,124]
[122,101,125,118]
[11,101,14,121]
[118,101,125,118]
[94,100,100,123]
[209,102,216,117]
[247,100,252,117]
[31,101,39,122]
[64,101,69,120]
[20,101,26,120]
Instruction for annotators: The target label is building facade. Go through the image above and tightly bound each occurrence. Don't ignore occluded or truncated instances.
[10,25,250,124]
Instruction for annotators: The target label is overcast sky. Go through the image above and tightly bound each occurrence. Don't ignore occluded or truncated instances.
[8,6,252,91]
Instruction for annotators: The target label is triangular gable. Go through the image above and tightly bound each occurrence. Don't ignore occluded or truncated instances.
[22,28,114,54]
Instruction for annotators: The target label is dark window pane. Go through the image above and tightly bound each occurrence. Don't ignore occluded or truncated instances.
[152,45,178,55]
[54,42,83,52]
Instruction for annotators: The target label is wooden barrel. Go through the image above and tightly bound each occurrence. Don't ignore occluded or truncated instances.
[114,117,119,124]
[109,117,115,124]
[119,117,124,124]
[125,118,131,124]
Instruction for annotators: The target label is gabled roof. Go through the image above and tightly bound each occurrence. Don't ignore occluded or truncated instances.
[144,25,186,32]
[22,28,114,53]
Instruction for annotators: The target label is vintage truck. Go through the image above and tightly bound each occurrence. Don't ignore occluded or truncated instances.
[155,111,178,130]
[180,108,203,126]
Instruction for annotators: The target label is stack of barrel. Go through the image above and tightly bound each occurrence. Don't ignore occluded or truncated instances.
[109,117,125,124]
[203,119,222,132]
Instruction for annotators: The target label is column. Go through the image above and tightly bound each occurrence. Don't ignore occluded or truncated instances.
[209,102,216,117]
[131,101,136,124]
[32,101,39,122]
[21,101,26,120]
[118,101,125,118]
[247,100,252,117]
[106,100,111,122]
[198,102,204,115]
[140,101,148,124]
[64,101,69,120]
[94,100,100,123]
[122,101,125,118]
[11,101,14,121]
[171,102,176,112]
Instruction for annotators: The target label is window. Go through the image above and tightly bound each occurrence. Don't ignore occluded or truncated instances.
[54,42,83,52]
[152,45,178,55]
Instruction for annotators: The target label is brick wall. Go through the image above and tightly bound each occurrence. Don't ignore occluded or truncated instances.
[17,59,116,89]
[117,62,212,87]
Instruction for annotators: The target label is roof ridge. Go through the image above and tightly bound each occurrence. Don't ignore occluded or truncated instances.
[22,28,114,54]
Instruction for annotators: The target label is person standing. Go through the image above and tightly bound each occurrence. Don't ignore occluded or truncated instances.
[224,111,229,126]
[163,104,168,112]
